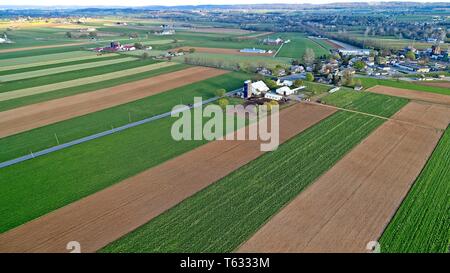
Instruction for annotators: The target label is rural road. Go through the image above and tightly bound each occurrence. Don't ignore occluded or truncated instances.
[0,88,243,169]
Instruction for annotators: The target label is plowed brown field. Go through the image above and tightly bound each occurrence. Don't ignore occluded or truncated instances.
[0,67,227,138]
[238,101,450,253]
[368,85,450,106]
[0,103,336,253]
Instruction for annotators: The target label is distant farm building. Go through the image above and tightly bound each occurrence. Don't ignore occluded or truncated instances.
[338,49,371,56]
[263,37,284,45]
[240,48,269,54]
[94,41,136,52]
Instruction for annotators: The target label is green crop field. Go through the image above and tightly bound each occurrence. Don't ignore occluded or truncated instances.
[0,57,155,94]
[0,62,175,101]
[0,54,123,75]
[360,77,450,96]
[0,72,249,233]
[100,111,385,253]
[0,72,248,162]
[321,89,409,117]
[0,45,94,60]
[0,63,185,109]
[380,126,450,253]
[0,57,137,82]
[276,33,331,59]
[173,52,292,70]
[0,50,110,69]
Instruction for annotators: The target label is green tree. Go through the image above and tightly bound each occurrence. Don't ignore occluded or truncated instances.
[88,31,97,38]
[65,31,72,38]
[294,79,304,88]
[305,72,315,82]
[302,48,315,65]
[263,79,278,90]
[218,98,229,110]
[189,48,196,54]
[406,51,416,61]
[134,42,144,49]
[353,60,366,71]
[342,69,354,86]
[215,89,226,97]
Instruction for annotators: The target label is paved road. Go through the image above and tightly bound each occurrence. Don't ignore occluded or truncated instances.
[0,88,243,169]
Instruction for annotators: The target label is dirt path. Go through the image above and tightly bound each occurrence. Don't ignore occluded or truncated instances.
[368,85,450,106]
[238,101,450,253]
[0,103,336,253]
[0,67,227,138]
[0,42,92,54]
[174,47,274,56]
[237,32,275,40]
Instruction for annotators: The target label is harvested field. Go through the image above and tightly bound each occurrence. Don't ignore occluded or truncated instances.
[0,62,176,102]
[0,42,91,53]
[368,85,450,106]
[0,57,136,82]
[0,66,227,138]
[238,101,450,253]
[0,103,336,253]
[416,81,450,89]
[174,47,274,56]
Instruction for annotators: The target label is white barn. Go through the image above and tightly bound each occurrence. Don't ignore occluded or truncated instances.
[276,86,295,96]
[265,92,283,101]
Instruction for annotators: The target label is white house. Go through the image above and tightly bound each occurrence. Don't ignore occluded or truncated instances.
[265,92,283,101]
[276,79,293,87]
[276,86,295,96]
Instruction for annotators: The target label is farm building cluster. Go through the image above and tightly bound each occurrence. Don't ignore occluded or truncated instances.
[93,41,147,53]
[239,48,273,54]
[240,79,305,103]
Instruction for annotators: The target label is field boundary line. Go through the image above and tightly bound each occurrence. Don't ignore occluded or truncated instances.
[0,62,177,102]
[0,88,242,170]
[305,101,443,131]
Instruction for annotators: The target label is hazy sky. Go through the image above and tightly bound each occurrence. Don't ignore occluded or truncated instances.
[5,0,447,7]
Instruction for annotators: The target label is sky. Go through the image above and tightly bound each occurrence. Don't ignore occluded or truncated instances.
[4,0,447,7]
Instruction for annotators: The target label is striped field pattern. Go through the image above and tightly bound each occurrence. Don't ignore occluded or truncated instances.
[0,62,177,101]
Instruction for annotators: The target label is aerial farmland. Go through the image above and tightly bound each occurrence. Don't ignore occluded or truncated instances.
[0,1,449,263]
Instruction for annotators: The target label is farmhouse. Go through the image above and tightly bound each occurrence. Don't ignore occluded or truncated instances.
[94,41,137,52]
[263,37,284,45]
[156,29,176,35]
[276,79,293,87]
